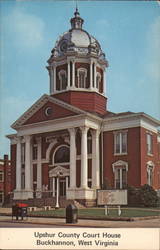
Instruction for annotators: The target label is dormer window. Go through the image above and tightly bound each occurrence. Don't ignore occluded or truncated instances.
[58,70,67,90]
[96,72,101,90]
[77,68,87,88]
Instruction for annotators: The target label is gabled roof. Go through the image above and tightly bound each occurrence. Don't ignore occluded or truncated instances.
[11,94,88,129]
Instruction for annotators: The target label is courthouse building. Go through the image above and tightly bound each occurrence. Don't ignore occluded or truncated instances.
[7,9,160,206]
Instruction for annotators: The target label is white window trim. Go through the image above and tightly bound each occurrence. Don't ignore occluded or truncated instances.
[52,144,70,166]
[146,133,153,156]
[114,131,127,155]
[0,171,4,182]
[147,161,155,186]
[77,68,87,88]
[96,72,101,90]
[112,160,128,189]
[58,70,67,90]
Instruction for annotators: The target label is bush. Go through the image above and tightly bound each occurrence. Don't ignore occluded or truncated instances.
[127,184,158,207]
[139,184,158,207]
[127,186,141,207]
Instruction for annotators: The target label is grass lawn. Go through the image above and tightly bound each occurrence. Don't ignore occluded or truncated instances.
[29,207,160,218]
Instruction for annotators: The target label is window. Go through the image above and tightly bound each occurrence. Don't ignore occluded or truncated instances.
[96,72,101,90]
[112,160,128,189]
[147,162,154,186]
[77,68,87,88]
[32,144,38,160]
[0,191,4,203]
[114,168,127,189]
[147,133,153,155]
[114,131,127,154]
[58,70,67,90]
[54,146,70,164]
[0,171,4,182]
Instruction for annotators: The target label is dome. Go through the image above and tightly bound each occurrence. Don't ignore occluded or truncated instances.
[49,8,106,61]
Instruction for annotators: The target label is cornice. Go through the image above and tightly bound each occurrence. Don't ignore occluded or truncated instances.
[103,112,160,133]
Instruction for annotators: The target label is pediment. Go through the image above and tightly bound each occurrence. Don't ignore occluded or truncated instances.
[11,94,86,129]
[49,165,70,177]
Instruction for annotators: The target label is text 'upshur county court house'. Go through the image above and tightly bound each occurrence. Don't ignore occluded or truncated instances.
[5,9,160,207]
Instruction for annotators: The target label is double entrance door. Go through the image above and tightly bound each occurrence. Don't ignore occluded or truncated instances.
[51,176,69,197]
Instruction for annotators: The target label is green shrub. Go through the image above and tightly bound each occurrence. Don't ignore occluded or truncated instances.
[139,184,158,207]
[127,184,158,207]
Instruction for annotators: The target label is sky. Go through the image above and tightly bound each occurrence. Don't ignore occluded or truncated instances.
[0,0,160,157]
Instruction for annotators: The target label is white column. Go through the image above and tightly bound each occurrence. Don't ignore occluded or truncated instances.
[16,137,21,190]
[66,176,69,190]
[24,135,32,190]
[36,137,42,191]
[80,126,89,188]
[67,61,70,88]
[72,60,75,88]
[52,177,55,197]
[50,67,54,94]
[68,128,76,188]
[103,68,106,95]
[94,63,97,89]
[55,176,59,208]
[53,65,56,92]
[91,129,100,189]
[90,61,93,90]
[120,169,122,189]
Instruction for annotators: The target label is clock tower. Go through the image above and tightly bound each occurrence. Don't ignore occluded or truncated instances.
[47,8,109,115]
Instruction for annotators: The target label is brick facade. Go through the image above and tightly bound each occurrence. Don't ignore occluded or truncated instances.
[53,91,107,115]
[0,155,12,205]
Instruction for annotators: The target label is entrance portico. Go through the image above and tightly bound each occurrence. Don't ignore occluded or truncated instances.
[11,118,101,202]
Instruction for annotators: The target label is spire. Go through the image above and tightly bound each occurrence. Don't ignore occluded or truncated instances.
[70,6,84,29]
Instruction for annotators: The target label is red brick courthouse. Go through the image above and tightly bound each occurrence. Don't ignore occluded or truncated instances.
[7,9,160,206]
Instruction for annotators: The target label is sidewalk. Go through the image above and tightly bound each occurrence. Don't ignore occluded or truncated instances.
[0,207,159,228]
[0,215,160,228]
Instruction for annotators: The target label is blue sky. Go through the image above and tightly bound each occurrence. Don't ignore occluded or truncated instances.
[0,0,160,157]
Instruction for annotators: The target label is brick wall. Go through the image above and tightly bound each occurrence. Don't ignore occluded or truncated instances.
[54,91,107,115]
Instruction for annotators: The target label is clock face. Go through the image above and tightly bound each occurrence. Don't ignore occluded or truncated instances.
[60,40,68,52]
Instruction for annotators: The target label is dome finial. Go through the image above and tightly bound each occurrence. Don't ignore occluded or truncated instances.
[70,3,84,29]
[74,1,80,17]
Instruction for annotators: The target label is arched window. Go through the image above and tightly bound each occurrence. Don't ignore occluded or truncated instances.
[147,161,154,186]
[112,160,128,189]
[77,68,87,88]
[54,146,70,164]
[96,72,101,90]
[58,70,67,90]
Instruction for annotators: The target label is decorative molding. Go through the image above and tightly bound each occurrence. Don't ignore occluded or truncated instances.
[147,161,155,169]
[46,139,58,161]
[112,160,128,172]
[103,113,160,133]
[49,165,70,177]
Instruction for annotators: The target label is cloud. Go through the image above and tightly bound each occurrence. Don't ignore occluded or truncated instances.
[3,7,45,49]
